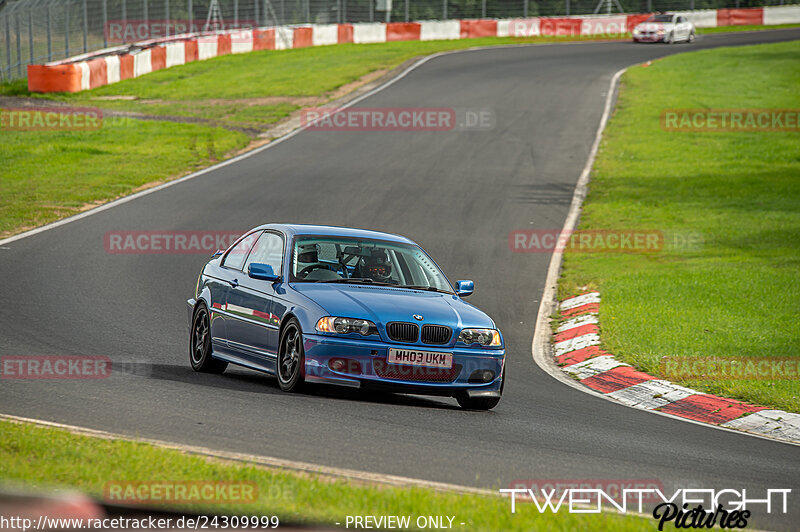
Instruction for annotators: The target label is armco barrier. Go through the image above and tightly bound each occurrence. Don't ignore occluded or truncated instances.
[27,6,800,93]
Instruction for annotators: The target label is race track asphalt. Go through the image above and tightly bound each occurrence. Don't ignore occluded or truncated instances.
[2,28,799,529]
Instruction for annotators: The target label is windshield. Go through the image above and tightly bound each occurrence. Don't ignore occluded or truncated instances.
[290,236,454,293]
[647,15,673,22]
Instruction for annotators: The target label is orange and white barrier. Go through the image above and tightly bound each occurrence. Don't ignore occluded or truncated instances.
[28,6,800,93]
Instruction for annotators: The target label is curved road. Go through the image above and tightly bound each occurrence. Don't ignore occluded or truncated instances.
[2,29,799,529]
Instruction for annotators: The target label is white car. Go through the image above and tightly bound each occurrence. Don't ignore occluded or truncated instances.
[633,14,696,44]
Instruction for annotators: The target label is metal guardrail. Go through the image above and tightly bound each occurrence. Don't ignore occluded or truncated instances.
[0,0,793,81]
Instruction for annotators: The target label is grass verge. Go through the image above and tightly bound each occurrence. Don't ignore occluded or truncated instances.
[0,420,654,530]
[558,40,800,413]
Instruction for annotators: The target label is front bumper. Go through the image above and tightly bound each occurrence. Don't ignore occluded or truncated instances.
[302,333,505,396]
[633,33,666,42]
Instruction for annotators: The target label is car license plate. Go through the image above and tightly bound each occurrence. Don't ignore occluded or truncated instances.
[387,348,453,369]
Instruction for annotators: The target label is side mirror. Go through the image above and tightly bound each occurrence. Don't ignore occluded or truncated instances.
[455,280,474,297]
[248,263,281,282]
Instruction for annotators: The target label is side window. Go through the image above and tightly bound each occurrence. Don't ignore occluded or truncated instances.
[222,231,260,271]
[244,232,284,275]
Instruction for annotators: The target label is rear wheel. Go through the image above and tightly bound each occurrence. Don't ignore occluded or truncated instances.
[277,318,305,392]
[190,304,227,373]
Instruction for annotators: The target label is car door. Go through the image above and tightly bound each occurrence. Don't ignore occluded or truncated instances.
[213,230,260,353]
[224,231,285,365]
[676,16,688,40]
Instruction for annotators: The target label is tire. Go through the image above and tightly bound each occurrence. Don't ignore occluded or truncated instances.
[277,318,305,392]
[664,32,674,44]
[456,366,504,411]
[687,31,695,43]
[190,304,228,373]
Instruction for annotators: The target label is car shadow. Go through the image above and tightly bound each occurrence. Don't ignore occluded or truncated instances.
[132,362,459,410]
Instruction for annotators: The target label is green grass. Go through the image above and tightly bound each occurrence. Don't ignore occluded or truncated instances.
[0,116,248,235]
[558,40,800,413]
[0,420,654,531]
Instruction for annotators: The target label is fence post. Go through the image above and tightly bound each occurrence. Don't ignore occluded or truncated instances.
[254,0,259,27]
[15,14,20,75]
[405,0,408,22]
[523,0,528,17]
[63,7,68,59]
[102,0,107,47]
[306,0,311,23]
[340,0,344,24]
[121,0,127,43]
[481,0,486,18]
[442,0,446,20]
[188,0,192,32]
[566,0,570,16]
[28,7,34,64]
[143,0,148,28]
[47,3,53,60]
[82,0,88,53]
[369,0,373,22]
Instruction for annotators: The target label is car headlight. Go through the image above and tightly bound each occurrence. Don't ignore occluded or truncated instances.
[458,328,501,347]
[316,316,378,336]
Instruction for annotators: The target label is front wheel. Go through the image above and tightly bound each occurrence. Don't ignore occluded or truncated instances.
[277,318,305,392]
[664,32,674,44]
[687,31,695,43]
[190,304,228,373]
[456,394,501,411]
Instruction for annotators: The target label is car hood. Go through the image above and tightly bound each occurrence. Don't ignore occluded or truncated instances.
[291,283,494,329]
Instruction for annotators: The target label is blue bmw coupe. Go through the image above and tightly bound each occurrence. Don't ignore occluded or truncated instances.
[187,224,505,410]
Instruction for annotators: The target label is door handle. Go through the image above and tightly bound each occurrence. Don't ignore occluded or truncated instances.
[228,278,239,288]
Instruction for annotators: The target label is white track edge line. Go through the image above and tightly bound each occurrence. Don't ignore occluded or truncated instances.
[528,66,800,450]
[0,413,657,520]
